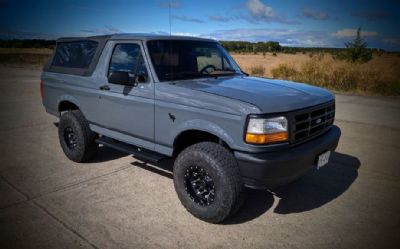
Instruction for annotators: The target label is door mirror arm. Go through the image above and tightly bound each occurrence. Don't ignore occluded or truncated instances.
[135,74,148,84]
[108,71,130,85]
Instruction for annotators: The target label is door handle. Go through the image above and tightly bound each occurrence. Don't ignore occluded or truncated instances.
[99,85,110,91]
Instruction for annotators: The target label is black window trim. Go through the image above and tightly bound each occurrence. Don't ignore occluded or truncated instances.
[44,36,109,76]
[146,39,241,82]
[107,42,149,85]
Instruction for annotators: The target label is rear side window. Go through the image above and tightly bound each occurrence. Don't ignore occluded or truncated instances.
[52,41,98,68]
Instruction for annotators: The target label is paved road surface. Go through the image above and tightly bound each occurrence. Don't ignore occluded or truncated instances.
[1,67,399,249]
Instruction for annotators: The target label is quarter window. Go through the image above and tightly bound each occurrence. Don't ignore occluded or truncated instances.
[52,41,98,68]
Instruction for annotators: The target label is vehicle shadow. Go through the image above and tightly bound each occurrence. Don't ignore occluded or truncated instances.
[226,152,360,224]
[88,145,128,163]
[132,158,275,224]
[131,159,174,179]
[116,150,360,224]
[272,152,360,214]
[223,189,274,224]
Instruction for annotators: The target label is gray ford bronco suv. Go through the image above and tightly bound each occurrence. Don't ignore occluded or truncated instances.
[41,34,341,223]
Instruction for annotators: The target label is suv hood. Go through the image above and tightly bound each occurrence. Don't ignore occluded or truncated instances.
[173,76,334,113]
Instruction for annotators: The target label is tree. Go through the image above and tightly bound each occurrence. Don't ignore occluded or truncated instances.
[344,27,372,63]
[219,40,282,53]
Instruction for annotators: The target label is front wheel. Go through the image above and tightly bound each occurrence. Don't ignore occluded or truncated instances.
[173,142,244,223]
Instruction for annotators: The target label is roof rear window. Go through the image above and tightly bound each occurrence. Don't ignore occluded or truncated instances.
[52,41,98,69]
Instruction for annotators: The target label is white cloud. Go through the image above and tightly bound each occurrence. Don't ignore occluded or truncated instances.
[160,0,181,9]
[205,28,333,47]
[209,15,232,22]
[246,0,275,19]
[81,25,122,34]
[172,15,204,23]
[172,32,199,37]
[302,8,329,20]
[332,28,379,38]
[244,0,298,24]
[111,50,133,64]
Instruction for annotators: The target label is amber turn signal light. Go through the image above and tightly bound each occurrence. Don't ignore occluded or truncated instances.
[245,132,288,144]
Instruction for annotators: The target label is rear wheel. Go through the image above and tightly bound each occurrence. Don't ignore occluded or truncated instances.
[173,142,244,223]
[58,110,98,162]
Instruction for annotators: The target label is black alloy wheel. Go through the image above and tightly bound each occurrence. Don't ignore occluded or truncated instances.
[64,127,78,150]
[184,166,215,206]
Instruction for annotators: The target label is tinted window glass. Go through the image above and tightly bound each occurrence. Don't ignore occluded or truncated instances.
[52,41,98,68]
[108,44,147,78]
[147,40,241,81]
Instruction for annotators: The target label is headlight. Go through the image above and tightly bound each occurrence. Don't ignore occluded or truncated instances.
[245,116,288,144]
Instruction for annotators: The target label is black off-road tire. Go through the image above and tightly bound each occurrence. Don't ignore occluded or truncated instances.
[173,142,245,223]
[58,110,98,162]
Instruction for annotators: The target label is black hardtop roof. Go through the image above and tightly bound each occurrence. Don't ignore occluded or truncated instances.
[56,33,216,43]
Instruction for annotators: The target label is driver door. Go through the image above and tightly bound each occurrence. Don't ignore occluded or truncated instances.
[96,41,155,150]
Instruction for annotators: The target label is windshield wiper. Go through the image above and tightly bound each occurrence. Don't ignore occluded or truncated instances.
[209,68,238,76]
[164,72,215,80]
[240,70,249,76]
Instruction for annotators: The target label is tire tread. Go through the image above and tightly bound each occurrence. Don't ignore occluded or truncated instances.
[174,142,244,223]
[58,110,98,162]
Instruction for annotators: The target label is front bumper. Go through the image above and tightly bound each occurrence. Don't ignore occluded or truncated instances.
[234,125,341,189]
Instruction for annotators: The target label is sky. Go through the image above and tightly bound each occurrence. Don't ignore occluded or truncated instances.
[0,0,399,50]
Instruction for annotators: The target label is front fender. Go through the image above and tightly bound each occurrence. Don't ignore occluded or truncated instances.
[174,119,236,148]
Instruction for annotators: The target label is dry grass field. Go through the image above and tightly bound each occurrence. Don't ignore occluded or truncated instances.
[0,48,399,95]
[0,48,52,68]
[233,52,400,95]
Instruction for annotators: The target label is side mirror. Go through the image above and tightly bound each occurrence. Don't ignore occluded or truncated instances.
[135,74,148,83]
[108,71,130,85]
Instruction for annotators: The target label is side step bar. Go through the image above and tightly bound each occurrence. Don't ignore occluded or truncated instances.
[96,136,166,163]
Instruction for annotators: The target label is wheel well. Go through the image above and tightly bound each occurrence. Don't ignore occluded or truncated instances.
[58,101,79,113]
[173,130,230,156]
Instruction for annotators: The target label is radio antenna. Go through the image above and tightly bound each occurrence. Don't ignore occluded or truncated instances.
[168,1,173,83]
[169,1,172,36]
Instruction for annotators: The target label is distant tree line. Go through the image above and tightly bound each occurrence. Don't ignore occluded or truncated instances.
[220,41,282,53]
[220,40,384,56]
[0,36,391,61]
[0,39,56,49]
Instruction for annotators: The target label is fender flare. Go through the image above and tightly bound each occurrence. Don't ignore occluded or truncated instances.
[57,95,81,112]
[173,119,236,149]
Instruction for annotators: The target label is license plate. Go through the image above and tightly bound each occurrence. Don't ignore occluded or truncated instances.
[317,151,331,169]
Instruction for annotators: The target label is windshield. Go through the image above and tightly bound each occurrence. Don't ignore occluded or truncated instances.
[147,40,242,81]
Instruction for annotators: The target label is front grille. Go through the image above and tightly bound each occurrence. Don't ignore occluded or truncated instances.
[291,102,335,143]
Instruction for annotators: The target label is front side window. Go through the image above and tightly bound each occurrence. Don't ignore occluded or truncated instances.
[147,40,242,81]
[108,44,148,79]
[52,41,98,68]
